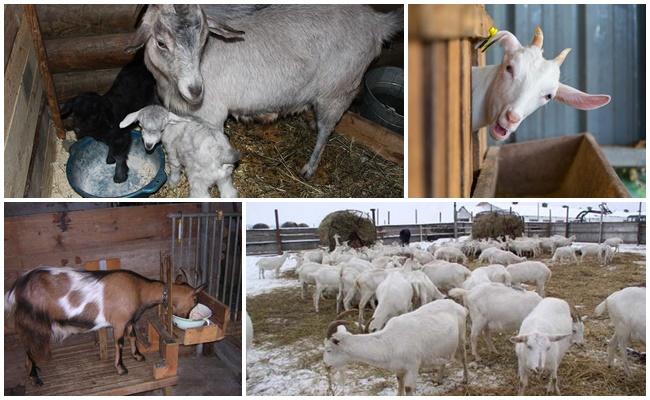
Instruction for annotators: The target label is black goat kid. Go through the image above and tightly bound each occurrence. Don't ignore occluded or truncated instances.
[60,50,156,183]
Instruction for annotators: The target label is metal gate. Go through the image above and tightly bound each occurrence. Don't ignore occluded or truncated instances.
[169,211,242,321]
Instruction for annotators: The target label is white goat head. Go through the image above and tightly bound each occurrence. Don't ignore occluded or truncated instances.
[510,332,570,372]
[126,5,244,105]
[478,27,611,141]
[119,105,183,151]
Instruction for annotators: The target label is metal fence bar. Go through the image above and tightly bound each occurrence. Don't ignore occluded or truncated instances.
[228,215,241,317]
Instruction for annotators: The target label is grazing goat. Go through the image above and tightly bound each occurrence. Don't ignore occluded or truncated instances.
[298,262,326,300]
[313,267,341,313]
[507,261,552,297]
[594,287,646,376]
[510,297,585,395]
[422,261,471,291]
[120,105,240,197]
[5,267,204,385]
[434,247,468,264]
[256,252,289,279]
[472,26,610,141]
[60,50,157,183]
[128,5,403,179]
[603,237,624,253]
[551,235,576,248]
[324,299,468,395]
[579,243,610,265]
[551,246,577,265]
[478,248,526,265]
[450,283,542,361]
[368,272,413,332]
[399,229,411,247]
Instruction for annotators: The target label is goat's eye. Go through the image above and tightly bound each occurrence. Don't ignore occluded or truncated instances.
[156,39,167,50]
[506,65,513,75]
[332,338,340,345]
[545,94,552,101]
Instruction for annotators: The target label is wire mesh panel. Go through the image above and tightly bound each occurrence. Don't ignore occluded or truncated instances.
[169,212,242,321]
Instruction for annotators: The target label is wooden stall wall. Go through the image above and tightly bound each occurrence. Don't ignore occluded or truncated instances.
[408,5,492,198]
[4,203,206,290]
[4,5,49,198]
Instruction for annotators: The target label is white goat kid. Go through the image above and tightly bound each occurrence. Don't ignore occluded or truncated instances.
[120,105,240,198]
[324,299,469,395]
[594,286,646,376]
[256,252,289,279]
[472,27,610,141]
[510,297,586,395]
[449,283,542,361]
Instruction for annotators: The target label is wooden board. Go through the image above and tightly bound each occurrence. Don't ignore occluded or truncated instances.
[472,133,629,198]
[36,5,143,40]
[4,4,24,69]
[173,292,230,345]
[334,111,403,165]
[4,13,44,198]
[45,32,135,73]
[409,5,493,40]
[53,67,120,101]
[407,40,425,197]
[23,339,177,395]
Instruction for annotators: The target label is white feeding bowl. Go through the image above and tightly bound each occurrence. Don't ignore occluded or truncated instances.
[172,303,212,330]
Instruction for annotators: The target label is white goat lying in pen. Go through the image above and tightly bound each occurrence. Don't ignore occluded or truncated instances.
[472,27,610,141]
[594,286,646,376]
[510,297,585,395]
[450,283,542,361]
[323,299,468,395]
[120,105,240,197]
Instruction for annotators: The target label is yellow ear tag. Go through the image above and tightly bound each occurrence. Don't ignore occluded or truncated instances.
[478,26,499,52]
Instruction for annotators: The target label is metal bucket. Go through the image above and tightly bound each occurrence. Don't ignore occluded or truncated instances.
[359,66,404,134]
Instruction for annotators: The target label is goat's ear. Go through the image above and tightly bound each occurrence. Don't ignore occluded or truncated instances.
[119,110,140,128]
[549,333,571,342]
[207,17,245,39]
[555,83,611,110]
[59,98,75,118]
[174,273,185,284]
[509,335,527,344]
[493,30,522,54]
[193,283,207,294]
[126,25,150,54]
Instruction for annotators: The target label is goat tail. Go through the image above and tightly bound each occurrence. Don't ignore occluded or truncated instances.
[594,299,608,318]
[378,7,404,42]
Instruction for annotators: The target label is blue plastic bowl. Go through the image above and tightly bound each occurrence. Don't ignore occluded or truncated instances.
[66,131,167,198]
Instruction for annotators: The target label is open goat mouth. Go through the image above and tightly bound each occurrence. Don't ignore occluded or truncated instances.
[491,122,509,140]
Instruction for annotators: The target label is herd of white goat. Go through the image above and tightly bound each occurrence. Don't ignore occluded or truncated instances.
[251,233,645,395]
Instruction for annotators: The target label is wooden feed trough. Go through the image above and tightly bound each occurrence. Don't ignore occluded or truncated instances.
[473,133,629,197]
[408,4,492,198]
[4,5,404,198]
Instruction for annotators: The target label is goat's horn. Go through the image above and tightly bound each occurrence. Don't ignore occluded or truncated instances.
[326,320,352,338]
[569,304,581,322]
[179,268,189,283]
[335,309,359,320]
[554,48,571,66]
[531,26,543,48]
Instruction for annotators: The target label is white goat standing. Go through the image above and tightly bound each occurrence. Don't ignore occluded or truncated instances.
[551,246,578,265]
[434,247,468,264]
[120,105,239,198]
[324,299,468,395]
[256,252,289,279]
[506,261,552,297]
[368,271,413,332]
[603,237,624,253]
[422,262,471,291]
[594,286,646,376]
[313,267,342,313]
[472,26,610,141]
[510,297,586,395]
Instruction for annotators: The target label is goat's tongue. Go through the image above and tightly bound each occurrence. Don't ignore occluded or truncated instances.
[492,123,507,137]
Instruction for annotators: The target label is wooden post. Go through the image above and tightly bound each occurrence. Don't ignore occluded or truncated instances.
[599,211,604,243]
[637,202,643,246]
[274,209,282,255]
[165,255,173,334]
[24,5,65,139]
[453,202,458,239]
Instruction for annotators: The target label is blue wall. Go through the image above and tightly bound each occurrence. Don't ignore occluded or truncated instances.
[484,4,645,146]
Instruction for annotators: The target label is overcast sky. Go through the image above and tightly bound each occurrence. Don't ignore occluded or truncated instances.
[246,201,645,227]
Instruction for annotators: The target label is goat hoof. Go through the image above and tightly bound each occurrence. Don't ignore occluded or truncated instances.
[113,171,128,183]
[134,353,145,362]
[106,155,116,164]
[117,365,128,375]
[299,165,315,180]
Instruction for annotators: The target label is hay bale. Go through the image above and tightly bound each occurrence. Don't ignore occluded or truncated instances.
[318,210,376,251]
[282,221,299,228]
[472,211,524,239]
[252,223,270,229]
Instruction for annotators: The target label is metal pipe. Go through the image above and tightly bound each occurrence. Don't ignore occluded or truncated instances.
[229,215,241,319]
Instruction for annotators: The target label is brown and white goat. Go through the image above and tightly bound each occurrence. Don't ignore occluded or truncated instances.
[4,267,205,386]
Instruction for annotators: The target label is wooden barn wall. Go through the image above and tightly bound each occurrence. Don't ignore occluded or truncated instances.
[4,5,46,198]
[4,203,204,290]
[485,4,645,146]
